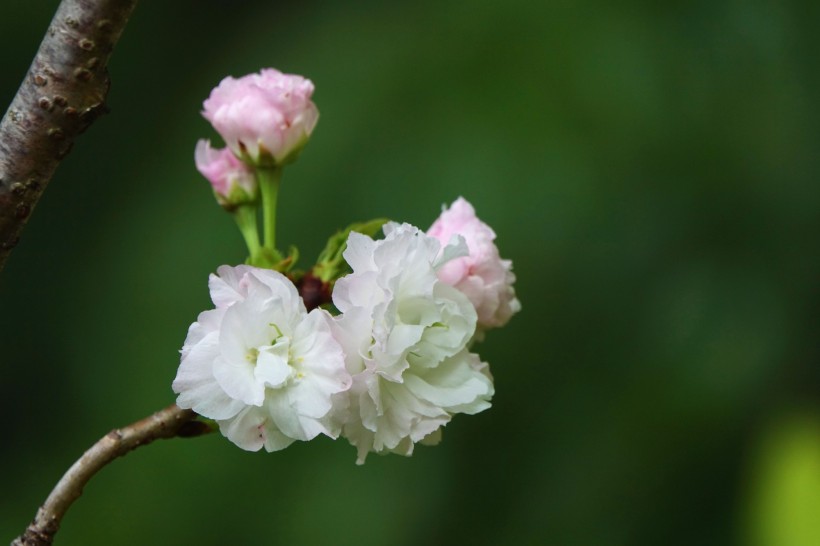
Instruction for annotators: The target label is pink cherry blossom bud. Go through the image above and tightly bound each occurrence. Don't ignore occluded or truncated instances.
[202,68,319,166]
[427,197,521,333]
[195,140,258,208]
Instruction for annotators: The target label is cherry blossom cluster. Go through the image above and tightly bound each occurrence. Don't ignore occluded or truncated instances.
[173,69,519,463]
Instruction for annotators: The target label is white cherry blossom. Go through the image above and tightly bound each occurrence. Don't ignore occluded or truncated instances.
[331,223,494,463]
[173,265,350,452]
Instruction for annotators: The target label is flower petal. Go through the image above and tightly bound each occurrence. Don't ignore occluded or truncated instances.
[173,332,245,420]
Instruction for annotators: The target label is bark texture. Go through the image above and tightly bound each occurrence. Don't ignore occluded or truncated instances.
[11,404,207,546]
[0,0,138,272]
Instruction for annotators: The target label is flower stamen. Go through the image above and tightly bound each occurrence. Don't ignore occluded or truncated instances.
[246,348,259,364]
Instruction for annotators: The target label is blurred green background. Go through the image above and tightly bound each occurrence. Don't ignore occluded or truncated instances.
[2,1,819,544]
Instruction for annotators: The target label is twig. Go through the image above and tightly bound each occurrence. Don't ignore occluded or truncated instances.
[0,0,139,273]
[11,404,211,546]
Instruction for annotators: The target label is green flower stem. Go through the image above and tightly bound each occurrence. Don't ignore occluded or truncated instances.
[257,166,283,252]
[233,204,262,262]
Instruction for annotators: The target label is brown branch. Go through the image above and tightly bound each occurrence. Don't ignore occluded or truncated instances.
[11,404,211,546]
[0,0,139,273]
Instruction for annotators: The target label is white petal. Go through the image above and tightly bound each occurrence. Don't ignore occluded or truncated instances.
[403,351,493,413]
[247,268,305,317]
[386,323,425,356]
[173,332,245,420]
[217,406,267,451]
[266,391,326,441]
[434,234,468,270]
[342,417,376,465]
[262,427,296,452]
[213,295,282,405]
[331,307,372,375]
[210,265,255,307]
[343,231,377,273]
[255,340,292,388]
[180,308,223,359]
[333,271,382,311]
[213,354,263,406]
[219,296,279,364]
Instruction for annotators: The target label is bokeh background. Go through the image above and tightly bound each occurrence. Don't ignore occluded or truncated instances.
[1,1,819,544]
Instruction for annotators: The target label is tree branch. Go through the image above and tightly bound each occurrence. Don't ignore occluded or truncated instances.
[0,0,139,273]
[11,404,211,546]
